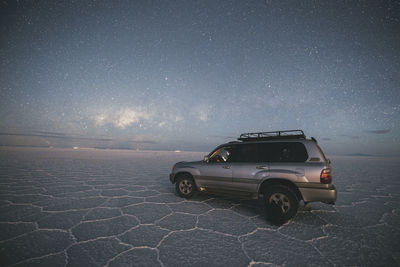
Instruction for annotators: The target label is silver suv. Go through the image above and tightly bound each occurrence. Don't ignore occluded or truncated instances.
[169,130,337,223]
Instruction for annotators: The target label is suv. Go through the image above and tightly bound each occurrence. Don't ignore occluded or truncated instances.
[169,130,337,223]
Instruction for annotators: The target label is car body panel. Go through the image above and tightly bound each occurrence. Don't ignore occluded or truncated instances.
[231,162,269,193]
[196,162,233,190]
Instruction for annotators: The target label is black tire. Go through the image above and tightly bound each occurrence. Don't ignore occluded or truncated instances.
[175,174,196,198]
[263,184,299,225]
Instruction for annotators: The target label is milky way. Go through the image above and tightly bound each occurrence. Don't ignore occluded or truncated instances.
[1,0,399,155]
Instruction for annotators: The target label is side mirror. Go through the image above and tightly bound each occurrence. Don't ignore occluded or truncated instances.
[203,156,209,162]
[327,158,331,164]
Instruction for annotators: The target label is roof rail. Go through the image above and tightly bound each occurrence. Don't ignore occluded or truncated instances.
[238,130,306,141]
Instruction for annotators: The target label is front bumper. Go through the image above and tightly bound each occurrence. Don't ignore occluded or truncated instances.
[169,173,175,183]
[296,183,337,204]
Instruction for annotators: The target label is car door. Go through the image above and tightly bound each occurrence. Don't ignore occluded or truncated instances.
[230,143,270,193]
[196,146,233,190]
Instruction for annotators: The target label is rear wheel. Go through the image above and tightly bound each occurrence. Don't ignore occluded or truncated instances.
[263,184,299,224]
[176,174,196,198]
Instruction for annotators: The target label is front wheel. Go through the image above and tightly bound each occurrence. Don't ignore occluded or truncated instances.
[263,185,299,225]
[176,174,196,198]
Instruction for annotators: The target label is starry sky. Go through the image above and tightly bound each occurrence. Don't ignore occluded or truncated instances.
[1,0,399,156]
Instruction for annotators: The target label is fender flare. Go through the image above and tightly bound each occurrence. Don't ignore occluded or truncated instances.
[257,178,303,201]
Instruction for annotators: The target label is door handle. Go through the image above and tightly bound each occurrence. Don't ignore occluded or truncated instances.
[256,166,268,170]
[222,165,231,169]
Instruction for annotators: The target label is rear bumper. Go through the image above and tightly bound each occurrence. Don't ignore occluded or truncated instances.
[169,173,175,183]
[296,183,337,204]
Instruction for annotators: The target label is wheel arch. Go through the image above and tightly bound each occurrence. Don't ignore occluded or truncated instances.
[172,171,194,183]
[258,178,303,201]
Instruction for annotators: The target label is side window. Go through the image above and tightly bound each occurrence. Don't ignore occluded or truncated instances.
[257,143,273,162]
[208,146,233,163]
[230,144,259,163]
[268,142,308,162]
[291,142,309,162]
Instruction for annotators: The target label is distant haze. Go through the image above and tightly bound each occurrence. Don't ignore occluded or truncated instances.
[1,1,399,156]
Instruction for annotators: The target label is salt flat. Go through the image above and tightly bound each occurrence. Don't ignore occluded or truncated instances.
[0,148,399,266]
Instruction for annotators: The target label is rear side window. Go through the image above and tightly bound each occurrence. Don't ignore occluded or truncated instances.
[260,142,308,162]
[230,144,260,163]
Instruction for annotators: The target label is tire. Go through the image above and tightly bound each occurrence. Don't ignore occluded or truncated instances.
[263,184,299,225]
[176,174,196,198]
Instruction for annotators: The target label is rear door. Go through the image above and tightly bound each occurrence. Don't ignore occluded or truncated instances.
[230,143,269,193]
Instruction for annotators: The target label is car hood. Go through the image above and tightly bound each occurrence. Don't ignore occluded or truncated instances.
[175,160,203,167]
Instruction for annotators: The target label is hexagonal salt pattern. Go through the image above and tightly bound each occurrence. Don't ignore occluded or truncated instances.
[0,148,399,266]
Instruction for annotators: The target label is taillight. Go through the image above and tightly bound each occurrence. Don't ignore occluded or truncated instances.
[320,168,332,184]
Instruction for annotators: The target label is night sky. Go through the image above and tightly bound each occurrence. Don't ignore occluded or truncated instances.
[1,0,399,156]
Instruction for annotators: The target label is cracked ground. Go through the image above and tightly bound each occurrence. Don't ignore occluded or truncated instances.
[0,148,399,266]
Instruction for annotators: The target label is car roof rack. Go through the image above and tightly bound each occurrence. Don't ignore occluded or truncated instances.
[238,130,306,141]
